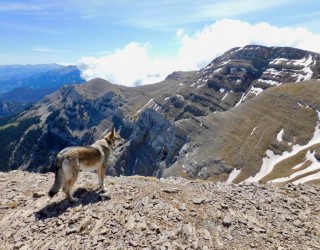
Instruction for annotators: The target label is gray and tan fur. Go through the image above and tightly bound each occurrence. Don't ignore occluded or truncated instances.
[49,126,124,202]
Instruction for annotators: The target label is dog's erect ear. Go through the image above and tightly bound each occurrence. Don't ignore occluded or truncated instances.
[117,126,122,134]
[110,125,115,136]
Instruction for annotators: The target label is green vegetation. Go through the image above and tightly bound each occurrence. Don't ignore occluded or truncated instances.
[0,122,18,130]
[0,116,40,171]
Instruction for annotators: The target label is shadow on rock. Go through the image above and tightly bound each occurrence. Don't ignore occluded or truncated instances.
[35,188,110,220]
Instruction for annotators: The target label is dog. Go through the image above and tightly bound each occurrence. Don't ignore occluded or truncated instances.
[49,125,124,202]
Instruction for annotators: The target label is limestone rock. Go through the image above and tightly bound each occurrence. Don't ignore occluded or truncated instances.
[0,170,319,249]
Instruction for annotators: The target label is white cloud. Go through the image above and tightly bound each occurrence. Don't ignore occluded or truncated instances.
[177,19,320,69]
[78,19,320,86]
[78,42,176,87]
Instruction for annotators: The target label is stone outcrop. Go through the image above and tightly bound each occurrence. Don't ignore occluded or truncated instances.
[1,170,320,249]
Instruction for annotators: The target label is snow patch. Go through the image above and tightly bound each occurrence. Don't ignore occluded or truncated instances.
[250,127,257,135]
[235,86,263,107]
[250,86,263,96]
[293,169,320,184]
[219,88,226,93]
[235,93,245,107]
[137,98,162,113]
[196,84,205,89]
[221,93,228,101]
[244,110,320,183]
[176,94,184,100]
[277,129,284,142]
[226,168,241,183]
[270,55,314,83]
[292,160,307,170]
[257,79,280,86]
[270,58,288,65]
[270,150,320,184]
[214,68,223,74]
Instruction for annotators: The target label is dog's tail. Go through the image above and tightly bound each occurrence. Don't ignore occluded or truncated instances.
[48,157,64,198]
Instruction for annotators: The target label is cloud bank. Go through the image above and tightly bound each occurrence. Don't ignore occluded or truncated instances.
[78,19,320,87]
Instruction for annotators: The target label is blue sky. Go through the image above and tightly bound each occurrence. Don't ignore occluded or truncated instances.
[1,0,320,86]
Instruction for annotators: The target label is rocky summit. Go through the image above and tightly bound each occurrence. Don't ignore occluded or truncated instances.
[1,170,320,249]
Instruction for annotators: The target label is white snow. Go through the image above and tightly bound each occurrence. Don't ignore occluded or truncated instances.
[164,97,170,101]
[257,79,280,86]
[214,68,223,74]
[264,68,283,76]
[297,102,312,110]
[219,88,226,93]
[270,150,320,184]
[196,84,205,89]
[244,110,320,183]
[179,83,184,86]
[293,55,313,66]
[250,86,263,96]
[221,93,228,101]
[270,58,288,65]
[277,129,284,142]
[235,93,245,107]
[191,83,196,87]
[220,59,231,66]
[176,94,184,100]
[235,86,263,107]
[137,98,162,113]
[137,98,155,113]
[293,170,320,184]
[268,55,314,83]
[250,127,257,135]
[226,168,241,183]
[292,160,307,170]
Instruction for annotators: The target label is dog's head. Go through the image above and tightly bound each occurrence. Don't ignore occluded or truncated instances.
[104,125,125,149]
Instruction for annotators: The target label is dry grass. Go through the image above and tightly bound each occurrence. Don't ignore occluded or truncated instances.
[284,169,320,184]
[0,122,18,130]
[305,178,320,185]
[127,175,159,182]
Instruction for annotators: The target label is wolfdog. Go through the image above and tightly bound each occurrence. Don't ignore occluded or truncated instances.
[49,126,124,201]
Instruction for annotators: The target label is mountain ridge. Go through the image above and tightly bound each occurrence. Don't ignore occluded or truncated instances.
[0,64,85,116]
[0,45,320,185]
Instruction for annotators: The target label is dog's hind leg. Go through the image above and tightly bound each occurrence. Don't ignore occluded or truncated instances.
[98,164,107,192]
[62,159,79,202]
[65,177,78,202]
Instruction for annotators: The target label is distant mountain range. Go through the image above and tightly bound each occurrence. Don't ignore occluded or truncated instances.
[0,64,85,116]
[1,45,320,185]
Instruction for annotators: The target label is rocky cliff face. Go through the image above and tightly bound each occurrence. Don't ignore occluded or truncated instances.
[1,45,320,185]
[1,170,320,249]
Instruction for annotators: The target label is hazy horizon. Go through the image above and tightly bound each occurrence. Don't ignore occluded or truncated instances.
[1,0,320,86]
